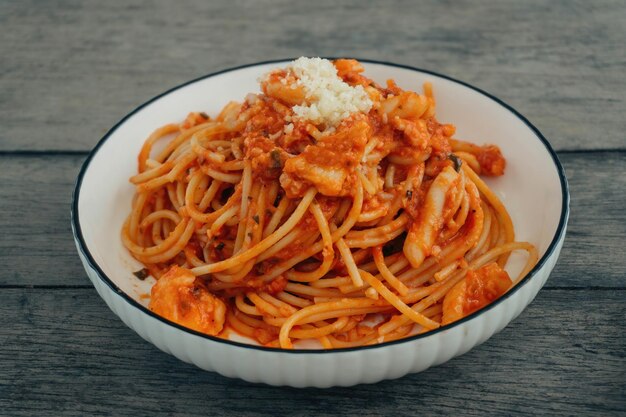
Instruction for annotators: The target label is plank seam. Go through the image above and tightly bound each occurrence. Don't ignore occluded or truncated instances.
[557,149,626,154]
[0,285,624,290]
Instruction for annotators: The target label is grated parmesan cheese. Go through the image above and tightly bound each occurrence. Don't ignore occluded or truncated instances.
[287,57,373,130]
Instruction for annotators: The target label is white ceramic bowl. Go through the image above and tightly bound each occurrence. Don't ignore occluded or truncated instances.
[71,59,569,387]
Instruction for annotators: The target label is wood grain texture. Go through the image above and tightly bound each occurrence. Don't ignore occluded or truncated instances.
[0,288,623,417]
[1,152,624,287]
[1,1,625,414]
[1,0,624,151]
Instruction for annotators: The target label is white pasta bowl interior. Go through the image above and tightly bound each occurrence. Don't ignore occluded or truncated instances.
[72,59,569,387]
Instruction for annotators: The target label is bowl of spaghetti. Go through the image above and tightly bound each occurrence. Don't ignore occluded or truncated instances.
[72,57,569,387]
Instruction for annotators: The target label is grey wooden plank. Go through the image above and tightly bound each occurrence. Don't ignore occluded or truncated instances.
[0,154,83,286]
[1,152,625,288]
[0,0,624,152]
[0,288,623,416]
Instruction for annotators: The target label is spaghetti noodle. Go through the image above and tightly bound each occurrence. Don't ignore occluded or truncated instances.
[122,58,538,349]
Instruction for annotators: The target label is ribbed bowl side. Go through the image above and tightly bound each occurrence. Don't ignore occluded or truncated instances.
[75,223,566,388]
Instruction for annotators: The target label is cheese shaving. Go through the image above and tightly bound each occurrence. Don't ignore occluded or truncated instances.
[288,57,372,130]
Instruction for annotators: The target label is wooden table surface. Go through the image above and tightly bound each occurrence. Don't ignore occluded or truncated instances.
[1,1,625,415]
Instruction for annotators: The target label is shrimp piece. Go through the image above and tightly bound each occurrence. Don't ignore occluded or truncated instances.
[333,58,365,77]
[280,117,370,197]
[380,91,429,120]
[392,117,430,149]
[441,262,512,325]
[404,166,461,268]
[261,70,306,106]
[333,59,372,88]
[150,266,226,335]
